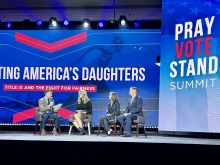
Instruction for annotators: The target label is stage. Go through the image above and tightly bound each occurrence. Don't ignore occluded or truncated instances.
[0,131,220,145]
[0,131,219,163]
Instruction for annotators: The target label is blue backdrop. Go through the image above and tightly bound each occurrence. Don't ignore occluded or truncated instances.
[159,0,220,133]
[0,29,160,126]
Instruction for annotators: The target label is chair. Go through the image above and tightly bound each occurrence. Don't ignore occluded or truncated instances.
[97,110,124,136]
[119,110,147,137]
[34,108,61,135]
[68,114,93,135]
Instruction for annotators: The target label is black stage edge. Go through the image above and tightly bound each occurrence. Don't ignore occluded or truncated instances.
[0,139,219,163]
[159,131,220,139]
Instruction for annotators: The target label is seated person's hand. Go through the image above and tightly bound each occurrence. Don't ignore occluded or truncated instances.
[50,101,54,106]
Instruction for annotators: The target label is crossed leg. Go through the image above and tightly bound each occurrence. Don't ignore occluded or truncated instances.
[72,113,83,129]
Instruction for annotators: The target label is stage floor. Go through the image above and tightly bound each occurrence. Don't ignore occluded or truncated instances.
[0,131,220,145]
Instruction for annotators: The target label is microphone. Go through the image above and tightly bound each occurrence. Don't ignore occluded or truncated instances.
[49,97,54,103]
[49,97,55,112]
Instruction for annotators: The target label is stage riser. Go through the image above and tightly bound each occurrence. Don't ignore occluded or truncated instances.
[0,140,219,162]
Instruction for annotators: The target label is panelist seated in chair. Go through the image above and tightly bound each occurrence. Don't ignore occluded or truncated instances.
[101,92,120,136]
[38,89,61,135]
[118,86,143,137]
[70,89,92,135]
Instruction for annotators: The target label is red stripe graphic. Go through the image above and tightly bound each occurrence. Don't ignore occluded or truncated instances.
[13,107,36,123]
[15,32,87,53]
[58,108,75,119]
[13,107,74,123]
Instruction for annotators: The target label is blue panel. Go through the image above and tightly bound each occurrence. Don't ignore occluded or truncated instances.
[0,30,160,126]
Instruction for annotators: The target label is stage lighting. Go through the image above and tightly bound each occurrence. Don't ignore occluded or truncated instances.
[84,22,89,28]
[98,22,104,28]
[7,23,11,28]
[155,55,160,66]
[37,20,42,26]
[49,17,58,27]
[134,22,139,28]
[119,15,127,26]
[22,19,30,29]
[52,20,57,27]
[121,20,126,26]
[83,18,90,28]
[64,20,69,26]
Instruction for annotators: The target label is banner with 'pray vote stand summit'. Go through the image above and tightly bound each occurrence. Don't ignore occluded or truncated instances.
[159,0,220,133]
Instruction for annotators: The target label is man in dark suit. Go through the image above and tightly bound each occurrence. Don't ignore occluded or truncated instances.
[118,86,143,137]
[38,89,61,135]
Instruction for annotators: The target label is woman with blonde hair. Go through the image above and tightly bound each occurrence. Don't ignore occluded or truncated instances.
[101,92,120,136]
[72,89,92,135]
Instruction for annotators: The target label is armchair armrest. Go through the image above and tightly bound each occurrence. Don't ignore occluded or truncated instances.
[99,116,104,123]
[119,110,125,115]
[68,114,74,122]
[114,116,119,123]
[137,115,146,124]
[35,108,42,121]
[88,114,92,123]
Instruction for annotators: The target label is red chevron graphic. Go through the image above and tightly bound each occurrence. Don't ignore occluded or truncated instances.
[13,107,74,123]
[15,32,87,53]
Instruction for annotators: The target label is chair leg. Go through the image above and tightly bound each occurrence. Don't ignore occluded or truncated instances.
[114,123,116,136]
[143,125,147,137]
[119,125,123,136]
[91,126,94,134]
[74,127,77,134]
[69,126,73,135]
[39,121,42,135]
[136,124,139,137]
[88,123,91,135]
[34,121,38,134]
[58,125,61,134]
[97,123,101,135]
